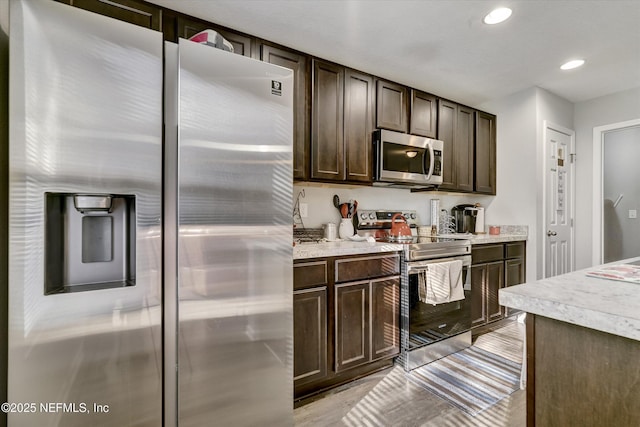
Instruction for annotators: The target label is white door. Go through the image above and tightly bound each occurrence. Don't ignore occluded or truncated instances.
[544,123,575,277]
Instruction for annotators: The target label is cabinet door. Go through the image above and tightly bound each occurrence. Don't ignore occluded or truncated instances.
[475,111,497,194]
[335,282,370,372]
[294,287,328,385]
[505,258,525,287]
[376,80,408,132]
[311,60,344,181]
[486,261,505,322]
[504,258,525,317]
[438,100,475,192]
[344,69,374,183]
[262,45,310,181]
[437,100,457,190]
[371,277,400,361]
[471,261,505,327]
[410,90,437,138]
[470,264,488,327]
[456,106,475,192]
[62,0,161,30]
[176,17,256,58]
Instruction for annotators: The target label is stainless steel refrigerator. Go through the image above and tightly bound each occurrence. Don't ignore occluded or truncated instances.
[7,1,293,425]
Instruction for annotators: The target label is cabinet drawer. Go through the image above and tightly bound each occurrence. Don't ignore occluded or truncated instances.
[335,254,400,283]
[505,241,525,259]
[294,260,328,290]
[471,244,504,263]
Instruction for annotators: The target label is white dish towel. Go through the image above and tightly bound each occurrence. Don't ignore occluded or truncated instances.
[418,260,464,304]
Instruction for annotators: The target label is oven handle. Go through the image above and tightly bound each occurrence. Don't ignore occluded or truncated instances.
[406,255,471,273]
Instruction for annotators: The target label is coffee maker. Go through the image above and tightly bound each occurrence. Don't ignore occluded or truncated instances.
[451,204,478,233]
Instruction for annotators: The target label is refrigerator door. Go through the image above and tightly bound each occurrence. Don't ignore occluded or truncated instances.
[8,1,162,425]
[175,39,293,426]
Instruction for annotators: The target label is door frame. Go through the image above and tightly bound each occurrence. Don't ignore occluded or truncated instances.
[542,121,576,277]
[591,118,640,265]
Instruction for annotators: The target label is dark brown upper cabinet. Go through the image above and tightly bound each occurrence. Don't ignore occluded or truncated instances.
[409,90,437,138]
[376,80,408,133]
[311,60,374,183]
[261,44,310,181]
[456,106,475,193]
[344,69,374,183]
[311,60,344,181]
[437,100,474,192]
[475,111,497,195]
[59,0,162,30]
[60,0,498,192]
[174,17,257,58]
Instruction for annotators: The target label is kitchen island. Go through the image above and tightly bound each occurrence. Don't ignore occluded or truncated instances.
[499,257,640,427]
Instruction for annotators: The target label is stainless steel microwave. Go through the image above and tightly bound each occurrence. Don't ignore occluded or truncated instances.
[373,129,444,188]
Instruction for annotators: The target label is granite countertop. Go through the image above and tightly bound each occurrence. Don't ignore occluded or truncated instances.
[293,240,404,260]
[442,233,527,245]
[293,230,528,260]
[499,256,640,341]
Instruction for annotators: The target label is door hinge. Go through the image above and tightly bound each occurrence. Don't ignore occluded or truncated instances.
[570,153,576,163]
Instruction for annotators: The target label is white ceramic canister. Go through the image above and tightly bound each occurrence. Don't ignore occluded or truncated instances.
[338,218,354,239]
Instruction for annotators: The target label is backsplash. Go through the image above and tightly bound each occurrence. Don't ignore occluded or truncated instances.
[293,183,494,229]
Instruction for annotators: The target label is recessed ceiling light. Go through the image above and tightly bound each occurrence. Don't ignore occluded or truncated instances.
[560,59,585,70]
[483,7,512,25]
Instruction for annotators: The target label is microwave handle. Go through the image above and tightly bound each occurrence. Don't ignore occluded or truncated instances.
[423,143,435,180]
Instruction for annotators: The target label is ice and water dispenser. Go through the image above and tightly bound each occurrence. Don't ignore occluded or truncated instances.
[45,193,136,294]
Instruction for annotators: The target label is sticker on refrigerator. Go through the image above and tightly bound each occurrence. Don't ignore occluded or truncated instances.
[271,80,282,96]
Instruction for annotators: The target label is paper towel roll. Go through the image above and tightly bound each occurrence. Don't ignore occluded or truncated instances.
[475,207,485,234]
[430,199,440,230]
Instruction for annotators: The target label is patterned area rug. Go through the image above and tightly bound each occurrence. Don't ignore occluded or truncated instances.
[407,345,522,416]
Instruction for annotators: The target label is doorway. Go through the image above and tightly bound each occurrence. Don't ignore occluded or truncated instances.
[592,119,640,264]
[543,121,575,278]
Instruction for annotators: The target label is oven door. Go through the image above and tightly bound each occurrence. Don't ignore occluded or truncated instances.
[374,129,442,186]
[405,255,472,350]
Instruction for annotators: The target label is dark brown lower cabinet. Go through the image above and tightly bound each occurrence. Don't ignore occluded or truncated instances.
[294,253,400,402]
[335,277,400,373]
[471,261,504,327]
[335,282,369,372]
[471,241,526,328]
[293,287,327,385]
[504,241,526,317]
[370,278,401,360]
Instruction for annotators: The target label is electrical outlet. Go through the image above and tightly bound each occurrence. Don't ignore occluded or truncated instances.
[300,203,308,218]
[629,209,637,219]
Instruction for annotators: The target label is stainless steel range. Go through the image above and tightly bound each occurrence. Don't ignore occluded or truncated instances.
[356,210,473,371]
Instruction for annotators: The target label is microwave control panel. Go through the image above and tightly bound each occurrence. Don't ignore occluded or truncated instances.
[433,149,442,176]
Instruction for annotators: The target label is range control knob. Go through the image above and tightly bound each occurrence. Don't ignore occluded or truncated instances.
[410,213,416,219]
[369,212,376,220]
[403,213,410,219]
[360,212,368,220]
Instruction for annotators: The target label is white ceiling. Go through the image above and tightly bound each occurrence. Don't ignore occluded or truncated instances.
[147,0,640,107]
